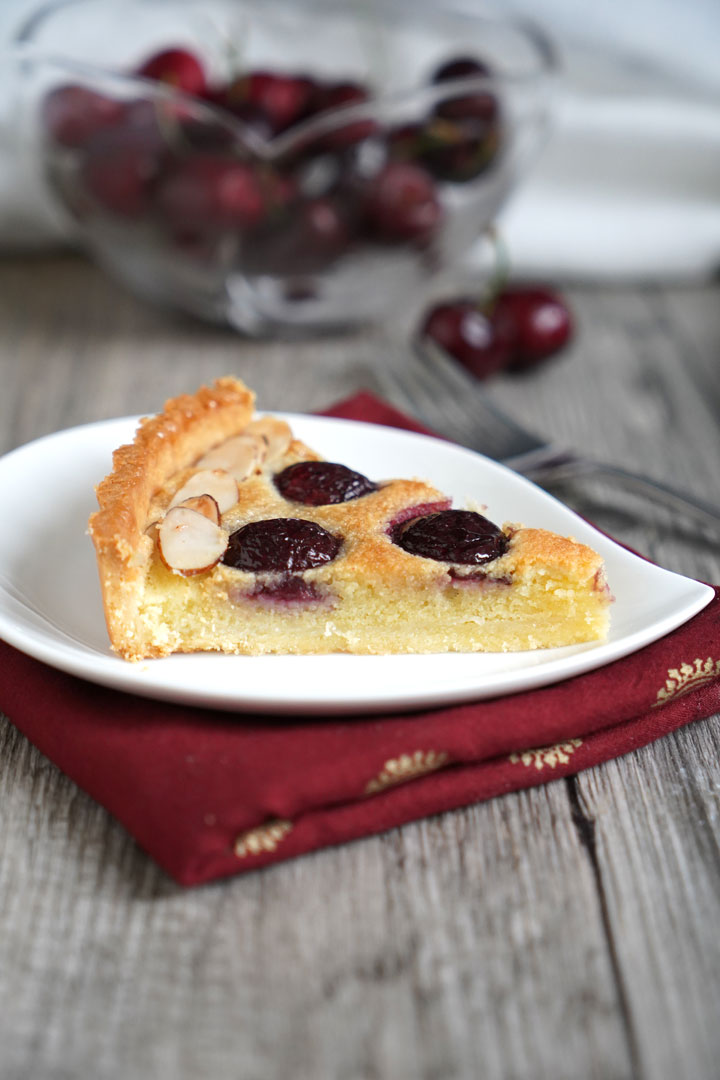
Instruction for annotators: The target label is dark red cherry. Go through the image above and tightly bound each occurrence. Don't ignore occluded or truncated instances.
[338,135,387,184]
[243,185,355,273]
[171,228,222,261]
[386,123,424,162]
[80,128,163,218]
[223,518,342,573]
[121,97,226,155]
[296,196,355,264]
[311,80,369,115]
[317,138,386,216]
[136,48,207,97]
[42,85,125,148]
[393,510,507,565]
[432,57,491,83]
[287,196,354,271]
[421,301,513,379]
[178,117,237,153]
[389,117,499,183]
[275,462,376,505]
[155,156,266,229]
[364,162,441,243]
[224,101,275,142]
[234,71,315,134]
[122,99,162,133]
[311,81,376,148]
[431,56,498,124]
[291,148,343,198]
[423,118,500,182]
[494,287,574,369]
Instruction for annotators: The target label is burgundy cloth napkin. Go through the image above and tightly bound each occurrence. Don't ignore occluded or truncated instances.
[1,394,719,886]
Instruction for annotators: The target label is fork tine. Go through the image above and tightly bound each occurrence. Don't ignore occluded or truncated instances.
[379,337,548,462]
[381,345,479,448]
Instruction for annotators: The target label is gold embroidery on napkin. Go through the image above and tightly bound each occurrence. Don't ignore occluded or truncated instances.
[653,658,720,707]
[234,819,292,859]
[365,750,449,795]
[509,738,583,771]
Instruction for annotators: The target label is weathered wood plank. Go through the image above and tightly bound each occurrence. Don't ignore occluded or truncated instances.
[0,715,630,1080]
[574,716,720,1080]
[519,281,720,1080]
[0,254,382,456]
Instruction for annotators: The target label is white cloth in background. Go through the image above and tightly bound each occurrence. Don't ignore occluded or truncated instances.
[0,0,718,280]
[496,53,720,280]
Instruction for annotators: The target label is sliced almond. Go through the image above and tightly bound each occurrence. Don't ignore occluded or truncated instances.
[244,417,292,462]
[175,494,221,525]
[170,469,239,514]
[157,506,228,575]
[196,434,265,481]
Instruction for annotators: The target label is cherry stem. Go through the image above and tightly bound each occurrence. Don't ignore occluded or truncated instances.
[477,224,511,315]
[151,96,184,152]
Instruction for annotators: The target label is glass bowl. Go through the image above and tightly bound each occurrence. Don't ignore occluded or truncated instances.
[18,0,556,335]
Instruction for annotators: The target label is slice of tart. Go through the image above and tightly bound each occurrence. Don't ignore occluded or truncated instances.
[88,376,611,660]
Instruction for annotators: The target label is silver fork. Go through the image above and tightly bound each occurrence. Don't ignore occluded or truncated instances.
[377,337,720,532]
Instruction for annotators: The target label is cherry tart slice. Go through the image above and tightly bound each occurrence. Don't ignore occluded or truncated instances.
[89,377,611,660]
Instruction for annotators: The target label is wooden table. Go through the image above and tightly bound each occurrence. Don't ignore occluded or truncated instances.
[1,254,719,1080]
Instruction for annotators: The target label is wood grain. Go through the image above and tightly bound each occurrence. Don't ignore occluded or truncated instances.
[0,254,718,1080]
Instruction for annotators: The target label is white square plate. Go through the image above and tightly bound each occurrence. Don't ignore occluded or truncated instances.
[0,414,712,715]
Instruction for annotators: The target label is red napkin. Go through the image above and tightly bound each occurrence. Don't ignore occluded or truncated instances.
[1,395,719,886]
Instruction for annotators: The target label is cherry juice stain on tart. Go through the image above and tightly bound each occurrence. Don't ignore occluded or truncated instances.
[230,574,335,608]
[386,500,451,534]
[448,568,512,586]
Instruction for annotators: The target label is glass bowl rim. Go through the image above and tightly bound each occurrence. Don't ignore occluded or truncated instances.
[25,36,557,162]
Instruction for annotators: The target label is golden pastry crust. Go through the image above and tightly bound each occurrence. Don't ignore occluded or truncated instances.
[89,377,255,659]
[493,527,604,582]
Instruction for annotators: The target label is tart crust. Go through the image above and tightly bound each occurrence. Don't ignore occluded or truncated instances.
[89,377,611,661]
[89,377,255,660]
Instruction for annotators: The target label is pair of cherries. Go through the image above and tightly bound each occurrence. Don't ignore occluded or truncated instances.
[422,286,573,378]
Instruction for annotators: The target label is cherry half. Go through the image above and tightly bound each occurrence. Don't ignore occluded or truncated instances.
[275,461,377,505]
[223,518,342,573]
[393,510,507,565]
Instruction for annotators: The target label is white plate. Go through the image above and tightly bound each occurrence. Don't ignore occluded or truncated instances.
[0,414,712,715]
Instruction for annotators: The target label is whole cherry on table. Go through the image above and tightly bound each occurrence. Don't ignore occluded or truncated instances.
[421,286,574,379]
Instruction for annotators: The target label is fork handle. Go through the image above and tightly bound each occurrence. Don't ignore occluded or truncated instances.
[520,458,720,533]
